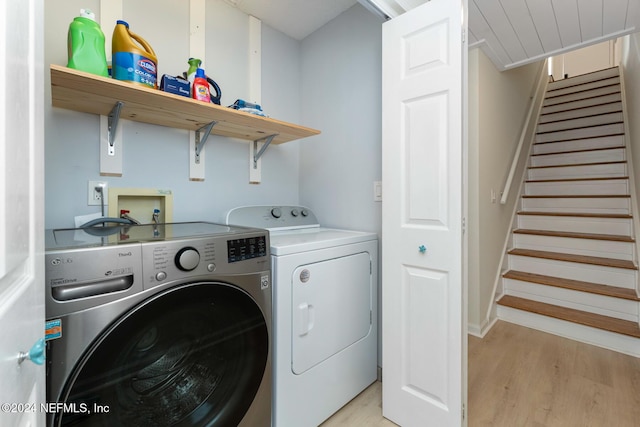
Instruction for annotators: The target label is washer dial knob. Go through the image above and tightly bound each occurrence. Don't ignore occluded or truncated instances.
[271,207,282,218]
[175,247,200,271]
[291,209,299,217]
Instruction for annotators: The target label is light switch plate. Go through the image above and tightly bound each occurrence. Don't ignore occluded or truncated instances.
[373,181,382,202]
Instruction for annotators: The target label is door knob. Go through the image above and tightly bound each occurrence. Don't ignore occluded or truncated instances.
[18,338,45,366]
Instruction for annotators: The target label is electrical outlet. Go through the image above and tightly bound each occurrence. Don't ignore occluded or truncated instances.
[88,181,108,206]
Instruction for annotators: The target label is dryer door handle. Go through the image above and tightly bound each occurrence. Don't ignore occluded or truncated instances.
[297,303,315,336]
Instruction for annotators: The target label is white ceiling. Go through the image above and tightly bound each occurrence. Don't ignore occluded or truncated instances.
[226,0,640,71]
[468,0,640,70]
[223,0,359,40]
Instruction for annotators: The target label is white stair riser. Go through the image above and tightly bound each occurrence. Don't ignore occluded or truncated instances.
[537,112,623,134]
[517,214,632,236]
[530,148,625,167]
[547,68,620,91]
[524,180,629,195]
[541,93,621,115]
[536,123,624,143]
[521,197,630,215]
[496,306,640,357]
[544,81,620,106]
[539,101,622,123]
[503,278,639,322]
[508,254,636,288]
[544,85,621,108]
[513,233,634,261]
[545,76,620,99]
[532,135,624,155]
[528,163,627,180]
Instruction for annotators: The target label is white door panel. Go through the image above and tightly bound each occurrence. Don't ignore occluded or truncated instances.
[0,0,45,425]
[382,0,466,425]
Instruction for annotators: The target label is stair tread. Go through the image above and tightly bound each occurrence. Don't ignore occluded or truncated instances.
[518,211,632,218]
[497,295,640,338]
[508,248,638,270]
[529,160,625,169]
[512,228,634,242]
[546,78,620,95]
[531,146,624,157]
[503,270,640,301]
[536,121,624,136]
[526,176,629,183]
[521,194,630,199]
[534,133,625,145]
[540,100,622,118]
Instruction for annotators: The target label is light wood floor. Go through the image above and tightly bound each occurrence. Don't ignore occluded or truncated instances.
[321,321,640,426]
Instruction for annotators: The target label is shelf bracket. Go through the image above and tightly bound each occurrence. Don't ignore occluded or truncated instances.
[253,134,278,169]
[195,121,217,164]
[107,101,124,156]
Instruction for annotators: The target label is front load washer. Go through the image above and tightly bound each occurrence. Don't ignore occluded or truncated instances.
[226,206,378,427]
[45,222,271,427]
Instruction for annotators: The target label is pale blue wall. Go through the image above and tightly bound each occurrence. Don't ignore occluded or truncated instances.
[300,5,383,236]
[44,0,306,228]
[45,1,380,230]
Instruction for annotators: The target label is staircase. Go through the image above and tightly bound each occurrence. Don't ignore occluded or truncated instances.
[496,67,640,357]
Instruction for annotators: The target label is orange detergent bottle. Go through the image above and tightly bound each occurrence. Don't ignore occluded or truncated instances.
[112,20,158,89]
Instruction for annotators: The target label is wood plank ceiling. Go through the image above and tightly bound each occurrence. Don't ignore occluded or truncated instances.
[230,0,640,71]
[468,0,640,70]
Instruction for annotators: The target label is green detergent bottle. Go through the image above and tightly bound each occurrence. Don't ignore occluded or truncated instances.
[66,9,109,77]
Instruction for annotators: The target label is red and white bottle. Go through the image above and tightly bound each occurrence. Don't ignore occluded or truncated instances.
[192,68,210,103]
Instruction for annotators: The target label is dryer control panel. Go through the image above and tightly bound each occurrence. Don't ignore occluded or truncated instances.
[226,205,320,230]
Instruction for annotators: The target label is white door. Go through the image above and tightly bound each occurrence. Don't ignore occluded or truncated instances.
[0,0,46,425]
[382,0,467,425]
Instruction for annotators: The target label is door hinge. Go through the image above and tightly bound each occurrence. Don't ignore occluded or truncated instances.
[462,403,466,421]
[462,29,466,43]
[462,217,466,234]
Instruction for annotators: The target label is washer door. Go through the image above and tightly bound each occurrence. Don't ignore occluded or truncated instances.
[54,282,269,427]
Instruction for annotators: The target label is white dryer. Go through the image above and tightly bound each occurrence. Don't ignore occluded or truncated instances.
[227,206,378,427]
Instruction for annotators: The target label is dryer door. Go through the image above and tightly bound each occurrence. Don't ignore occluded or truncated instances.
[292,252,372,374]
[53,282,269,427]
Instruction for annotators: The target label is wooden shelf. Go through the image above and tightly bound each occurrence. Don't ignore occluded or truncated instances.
[50,64,320,145]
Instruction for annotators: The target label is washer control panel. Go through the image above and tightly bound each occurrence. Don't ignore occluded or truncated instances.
[141,231,269,289]
[226,205,319,230]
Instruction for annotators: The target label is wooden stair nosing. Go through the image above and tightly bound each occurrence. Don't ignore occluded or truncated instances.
[526,176,629,183]
[521,195,631,199]
[507,248,638,270]
[542,89,622,111]
[545,80,621,98]
[533,132,624,146]
[517,211,632,219]
[546,72,619,89]
[528,160,625,170]
[547,66,617,84]
[503,270,640,301]
[512,228,635,243]
[539,100,622,118]
[546,67,619,90]
[531,146,625,157]
[536,121,624,136]
[537,109,623,127]
[544,84,621,103]
[497,295,640,338]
